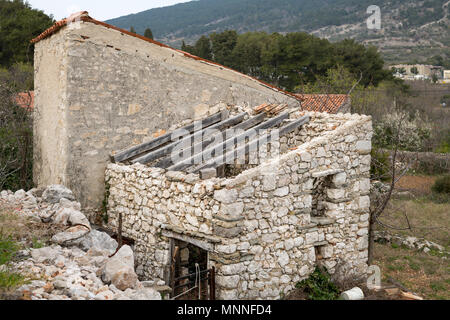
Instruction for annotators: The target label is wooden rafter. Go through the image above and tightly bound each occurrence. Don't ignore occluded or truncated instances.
[191,115,310,173]
[131,111,249,165]
[155,112,266,169]
[111,111,227,163]
[167,112,290,172]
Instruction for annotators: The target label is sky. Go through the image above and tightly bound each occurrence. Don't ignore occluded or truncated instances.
[27,0,192,21]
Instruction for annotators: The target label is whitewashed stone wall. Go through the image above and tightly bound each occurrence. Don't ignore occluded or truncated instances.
[105,111,373,300]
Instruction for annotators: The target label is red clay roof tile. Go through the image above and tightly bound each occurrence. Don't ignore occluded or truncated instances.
[15,91,34,109]
[295,94,350,114]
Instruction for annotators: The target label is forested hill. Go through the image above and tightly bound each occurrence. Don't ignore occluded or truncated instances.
[106,0,450,64]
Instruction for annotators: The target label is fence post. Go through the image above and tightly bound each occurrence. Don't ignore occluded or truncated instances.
[209,267,216,300]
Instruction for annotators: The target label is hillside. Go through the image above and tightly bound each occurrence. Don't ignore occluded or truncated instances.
[106,0,450,65]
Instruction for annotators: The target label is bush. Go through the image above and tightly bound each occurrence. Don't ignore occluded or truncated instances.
[0,233,19,266]
[295,267,340,300]
[432,175,450,194]
[371,148,390,181]
[0,64,34,191]
[373,109,432,152]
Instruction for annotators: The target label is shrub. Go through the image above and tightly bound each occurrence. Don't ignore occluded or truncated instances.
[0,234,19,266]
[295,267,340,300]
[371,148,390,181]
[0,64,34,191]
[373,109,432,152]
[0,271,27,290]
[432,175,450,194]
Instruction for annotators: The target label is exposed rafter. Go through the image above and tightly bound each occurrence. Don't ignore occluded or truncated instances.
[112,111,227,163]
[167,112,290,172]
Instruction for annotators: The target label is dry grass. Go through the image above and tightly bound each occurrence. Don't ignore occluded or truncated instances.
[373,173,449,300]
[396,175,437,195]
[373,243,449,300]
[378,197,450,246]
[0,202,58,247]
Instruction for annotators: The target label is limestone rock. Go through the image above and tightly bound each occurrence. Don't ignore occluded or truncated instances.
[129,288,162,300]
[42,185,75,204]
[52,225,90,245]
[102,245,138,290]
[72,230,118,254]
[31,247,60,264]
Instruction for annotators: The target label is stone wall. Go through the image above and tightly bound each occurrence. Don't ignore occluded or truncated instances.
[33,20,300,210]
[105,111,373,300]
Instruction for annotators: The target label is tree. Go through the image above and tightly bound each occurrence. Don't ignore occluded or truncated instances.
[0,63,34,190]
[333,40,392,87]
[210,30,238,66]
[194,36,212,60]
[144,28,153,40]
[410,66,419,75]
[130,26,136,34]
[0,0,54,67]
[181,41,196,55]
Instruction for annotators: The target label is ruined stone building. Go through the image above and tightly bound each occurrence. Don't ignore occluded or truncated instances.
[33,12,373,300]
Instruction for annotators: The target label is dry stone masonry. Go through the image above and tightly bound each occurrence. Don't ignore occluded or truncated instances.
[105,110,374,300]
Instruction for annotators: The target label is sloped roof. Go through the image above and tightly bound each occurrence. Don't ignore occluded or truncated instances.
[15,91,34,109]
[31,11,301,102]
[295,94,350,114]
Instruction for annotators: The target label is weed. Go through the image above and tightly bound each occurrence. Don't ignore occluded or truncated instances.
[31,237,44,249]
[408,261,421,271]
[0,233,19,265]
[0,270,28,289]
[295,267,340,300]
[432,175,450,195]
[430,281,446,292]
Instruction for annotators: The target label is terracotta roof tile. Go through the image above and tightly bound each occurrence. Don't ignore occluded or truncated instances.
[15,91,34,109]
[31,12,301,102]
[295,94,350,114]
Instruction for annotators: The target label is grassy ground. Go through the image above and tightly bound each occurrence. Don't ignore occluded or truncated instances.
[373,174,449,300]
[373,243,449,300]
[0,203,57,298]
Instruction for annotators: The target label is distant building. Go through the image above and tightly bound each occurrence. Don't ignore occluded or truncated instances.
[441,70,450,84]
[391,64,443,81]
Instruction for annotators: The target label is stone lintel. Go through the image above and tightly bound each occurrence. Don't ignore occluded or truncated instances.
[161,229,218,252]
[297,224,318,232]
[312,169,344,178]
[310,217,336,226]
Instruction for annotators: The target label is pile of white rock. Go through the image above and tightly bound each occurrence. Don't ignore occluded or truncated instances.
[374,231,447,256]
[0,185,163,300]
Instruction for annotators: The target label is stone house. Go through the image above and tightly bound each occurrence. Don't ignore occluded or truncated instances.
[32,12,373,300]
[105,106,373,300]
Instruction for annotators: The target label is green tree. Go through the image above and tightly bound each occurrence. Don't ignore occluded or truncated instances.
[0,0,54,67]
[333,39,391,87]
[210,30,238,66]
[181,41,196,55]
[194,35,212,60]
[410,66,419,75]
[144,28,153,40]
[130,26,136,34]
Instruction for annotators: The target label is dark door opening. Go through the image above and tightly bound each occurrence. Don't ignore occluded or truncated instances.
[169,239,215,300]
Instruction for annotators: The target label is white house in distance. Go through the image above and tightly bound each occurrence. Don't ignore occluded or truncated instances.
[391,64,444,81]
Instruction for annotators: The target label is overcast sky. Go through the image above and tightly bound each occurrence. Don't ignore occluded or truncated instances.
[27,0,192,21]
